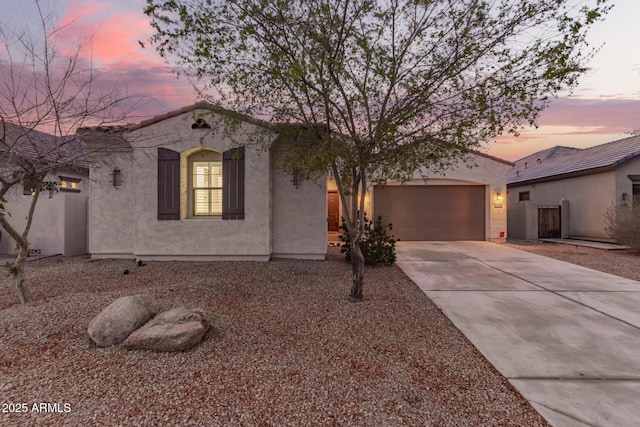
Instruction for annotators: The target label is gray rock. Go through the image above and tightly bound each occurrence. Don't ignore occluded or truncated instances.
[122,307,209,352]
[88,295,157,347]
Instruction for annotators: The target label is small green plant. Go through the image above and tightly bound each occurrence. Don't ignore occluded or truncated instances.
[5,261,17,276]
[340,214,397,265]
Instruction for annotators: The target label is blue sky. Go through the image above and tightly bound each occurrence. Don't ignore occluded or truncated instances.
[1,0,639,161]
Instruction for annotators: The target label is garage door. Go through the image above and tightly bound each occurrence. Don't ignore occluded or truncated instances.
[373,185,485,241]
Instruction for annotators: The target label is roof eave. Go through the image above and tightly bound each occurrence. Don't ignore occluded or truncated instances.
[126,101,278,133]
[611,150,640,168]
[507,164,616,187]
[468,149,514,166]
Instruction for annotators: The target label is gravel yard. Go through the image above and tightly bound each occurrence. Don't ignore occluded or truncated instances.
[0,247,548,426]
[505,240,640,282]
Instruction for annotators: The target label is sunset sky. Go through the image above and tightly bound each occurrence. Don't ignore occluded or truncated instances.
[1,0,639,161]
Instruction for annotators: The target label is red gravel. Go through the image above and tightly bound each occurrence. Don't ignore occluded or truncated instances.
[0,247,548,426]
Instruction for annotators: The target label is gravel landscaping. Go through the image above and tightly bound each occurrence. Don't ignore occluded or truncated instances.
[505,240,640,282]
[0,247,548,426]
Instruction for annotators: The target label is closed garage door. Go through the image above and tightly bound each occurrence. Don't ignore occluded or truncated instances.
[374,185,485,241]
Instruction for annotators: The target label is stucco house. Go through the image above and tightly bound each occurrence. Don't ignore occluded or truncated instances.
[506,134,640,241]
[82,102,327,261]
[0,123,88,257]
[83,102,511,262]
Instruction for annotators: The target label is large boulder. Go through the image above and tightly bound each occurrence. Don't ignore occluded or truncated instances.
[123,307,209,352]
[88,295,157,347]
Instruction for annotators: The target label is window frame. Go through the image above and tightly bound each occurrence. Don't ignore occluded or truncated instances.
[58,175,81,193]
[189,152,223,217]
[157,146,245,221]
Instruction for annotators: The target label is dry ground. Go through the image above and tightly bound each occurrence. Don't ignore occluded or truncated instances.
[0,247,548,426]
[505,240,640,282]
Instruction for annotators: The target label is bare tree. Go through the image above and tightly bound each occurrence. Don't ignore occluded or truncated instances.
[144,0,610,300]
[0,1,140,303]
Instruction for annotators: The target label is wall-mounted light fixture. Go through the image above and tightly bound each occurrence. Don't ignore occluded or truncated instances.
[112,168,123,188]
[291,170,301,189]
[494,192,503,208]
[622,192,629,201]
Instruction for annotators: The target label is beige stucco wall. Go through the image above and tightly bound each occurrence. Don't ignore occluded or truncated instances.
[379,153,511,242]
[507,171,616,240]
[615,157,640,207]
[0,192,87,256]
[63,194,88,256]
[271,147,327,259]
[133,111,274,260]
[88,108,328,261]
[88,150,135,257]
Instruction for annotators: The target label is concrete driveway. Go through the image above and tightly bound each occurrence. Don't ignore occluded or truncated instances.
[396,241,640,427]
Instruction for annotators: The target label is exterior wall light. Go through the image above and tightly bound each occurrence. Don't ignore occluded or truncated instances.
[112,168,123,188]
[494,192,503,208]
[291,170,301,189]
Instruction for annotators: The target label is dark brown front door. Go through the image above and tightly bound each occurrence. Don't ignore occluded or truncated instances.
[327,191,340,231]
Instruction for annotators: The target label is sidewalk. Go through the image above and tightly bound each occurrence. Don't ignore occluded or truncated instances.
[396,241,640,427]
[538,238,629,250]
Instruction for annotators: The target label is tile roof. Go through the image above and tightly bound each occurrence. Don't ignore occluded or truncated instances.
[79,102,514,169]
[126,101,276,132]
[1,121,89,169]
[507,134,640,185]
[469,149,514,166]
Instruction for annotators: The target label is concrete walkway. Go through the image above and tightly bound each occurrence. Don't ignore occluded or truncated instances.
[396,241,640,427]
[538,238,629,250]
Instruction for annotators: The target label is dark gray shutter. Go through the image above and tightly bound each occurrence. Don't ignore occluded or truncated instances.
[158,148,180,220]
[222,147,245,220]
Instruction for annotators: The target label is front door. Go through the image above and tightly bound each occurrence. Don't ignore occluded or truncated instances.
[327,191,339,232]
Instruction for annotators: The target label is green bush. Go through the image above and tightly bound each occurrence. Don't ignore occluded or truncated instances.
[339,214,397,265]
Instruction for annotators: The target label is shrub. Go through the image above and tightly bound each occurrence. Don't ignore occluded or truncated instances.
[604,205,640,250]
[339,214,397,265]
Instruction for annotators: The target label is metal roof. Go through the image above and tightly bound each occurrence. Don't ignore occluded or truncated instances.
[507,134,640,185]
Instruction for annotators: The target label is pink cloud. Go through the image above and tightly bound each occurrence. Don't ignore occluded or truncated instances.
[1,0,199,126]
[87,61,200,115]
[486,97,640,160]
[58,0,107,28]
[56,0,161,68]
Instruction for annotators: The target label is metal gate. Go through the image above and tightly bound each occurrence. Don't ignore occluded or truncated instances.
[538,205,561,238]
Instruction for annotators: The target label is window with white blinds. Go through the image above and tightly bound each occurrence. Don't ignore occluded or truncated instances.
[193,161,223,216]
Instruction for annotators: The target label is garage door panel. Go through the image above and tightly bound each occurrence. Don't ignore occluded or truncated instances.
[374,185,485,241]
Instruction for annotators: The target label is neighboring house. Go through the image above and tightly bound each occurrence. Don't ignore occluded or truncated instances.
[506,134,640,241]
[0,123,88,257]
[328,151,513,242]
[82,102,327,261]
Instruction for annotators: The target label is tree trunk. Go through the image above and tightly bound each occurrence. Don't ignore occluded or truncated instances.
[13,245,31,304]
[350,238,365,301]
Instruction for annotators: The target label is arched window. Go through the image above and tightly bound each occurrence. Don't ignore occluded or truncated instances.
[157,146,244,220]
[189,150,222,216]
